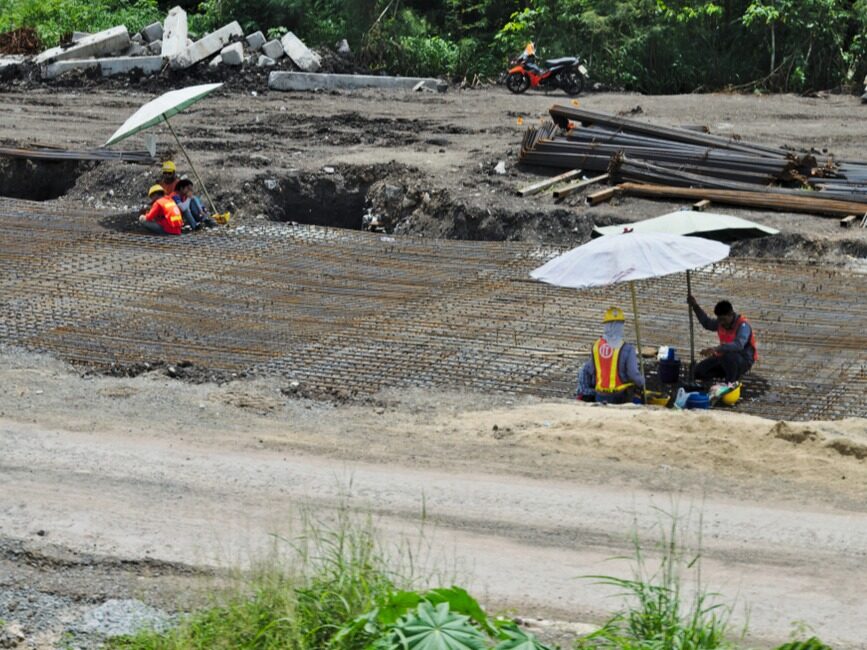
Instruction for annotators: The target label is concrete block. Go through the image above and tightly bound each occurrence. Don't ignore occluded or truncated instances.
[261,39,284,60]
[280,32,320,72]
[336,38,351,57]
[221,42,244,66]
[209,54,221,68]
[141,22,163,43]
[148,40,162,55]
[245,31,266,51]
[125,43,146,57]
[171,21,243,69]
[43,55,163,80]
[72,32,91,43]
[257,55,276,67]
[131,33,144,45]
[161,6,188,59]
[269,71,447,93]
[36,26,130,65]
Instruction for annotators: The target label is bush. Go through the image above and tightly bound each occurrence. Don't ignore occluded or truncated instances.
[0,0,162,47]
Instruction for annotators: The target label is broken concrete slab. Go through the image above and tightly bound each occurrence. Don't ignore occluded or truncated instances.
[141,22,163,43]
[261,39,284,60]
[246,31,266,51]
[131,33,144,45]
[268,71,447,93]
[72,32,91,43]
[221,42,244,66]
[147,40,162,55]
[36,26,130,65]
[42,55,163,80]
[209,54,221,68]
[171,21,243,69]
[280,32,320,72]
[125,43,146,57]
[161,6,188,59]
[258,55,276,67]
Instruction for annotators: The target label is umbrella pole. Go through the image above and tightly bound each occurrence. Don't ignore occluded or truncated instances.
[687,270,696,382]
[629,281,648,405]
[163,114,219,216]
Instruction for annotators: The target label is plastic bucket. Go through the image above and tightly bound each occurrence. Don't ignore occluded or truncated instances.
[658,359,681,384]
[686,393,711,409]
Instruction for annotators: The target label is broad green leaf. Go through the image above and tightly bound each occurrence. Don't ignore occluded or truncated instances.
[425,586,495,636]
[389,601,488,650]
[494,626,555,650]
[380,591,425,625]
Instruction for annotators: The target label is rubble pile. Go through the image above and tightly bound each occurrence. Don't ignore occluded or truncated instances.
[0,5,324,81]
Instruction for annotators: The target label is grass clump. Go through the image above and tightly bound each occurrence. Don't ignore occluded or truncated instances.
[576,511,736,650]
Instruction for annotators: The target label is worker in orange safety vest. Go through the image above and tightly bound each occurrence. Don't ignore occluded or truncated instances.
[577,306,646,404]
[688,295,757,384]
[139,185,184,235]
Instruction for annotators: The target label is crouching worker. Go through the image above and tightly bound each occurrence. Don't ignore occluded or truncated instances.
[577,306,645,404]
[687,295,757,384]
[174,178,217,230]
[139,185,183,235]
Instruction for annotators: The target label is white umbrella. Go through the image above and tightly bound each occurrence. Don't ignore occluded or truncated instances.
[104,83,223,213]
[530,232,730,400]
[593,211,777,378]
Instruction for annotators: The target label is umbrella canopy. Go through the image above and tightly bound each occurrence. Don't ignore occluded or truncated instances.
[591,210,779,243]
[530,231,730,289]
[104,83,223,147]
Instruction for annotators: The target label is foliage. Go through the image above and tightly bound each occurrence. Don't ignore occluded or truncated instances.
[575,512,736,650]
[772,639,833,650]
[0,0,162,47]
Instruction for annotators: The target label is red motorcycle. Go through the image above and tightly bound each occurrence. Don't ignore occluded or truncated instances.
[505,43,588,96]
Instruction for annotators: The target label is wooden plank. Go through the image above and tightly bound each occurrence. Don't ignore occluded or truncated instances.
[586,186,618,205]
[693,199,712,211]
[552,173,610,199]
[516,168,582,196]
[840,215,857,228]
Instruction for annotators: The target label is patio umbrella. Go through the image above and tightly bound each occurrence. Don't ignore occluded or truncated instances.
[104,83,223,214]
[530,232,730,401]
[592,210,777,377]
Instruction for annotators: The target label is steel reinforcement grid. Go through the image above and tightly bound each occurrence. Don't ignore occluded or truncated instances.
[1,197,864,421]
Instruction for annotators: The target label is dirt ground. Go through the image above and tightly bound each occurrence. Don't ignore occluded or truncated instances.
[1,81,866,648]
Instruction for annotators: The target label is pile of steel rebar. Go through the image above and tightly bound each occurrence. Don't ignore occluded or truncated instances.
[519,105,867,217]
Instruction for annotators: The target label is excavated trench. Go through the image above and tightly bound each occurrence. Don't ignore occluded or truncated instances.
[0,158,94,201]
[262,172,371,230]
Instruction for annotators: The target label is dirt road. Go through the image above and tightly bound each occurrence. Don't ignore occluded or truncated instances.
[2,351,866,648]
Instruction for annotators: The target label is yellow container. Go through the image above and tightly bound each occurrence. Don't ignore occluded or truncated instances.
[644,391,670,407]
[720,383,741,406]
[213,211,231,225]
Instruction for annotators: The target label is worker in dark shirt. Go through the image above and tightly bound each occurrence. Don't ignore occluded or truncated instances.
[687,295,758,384]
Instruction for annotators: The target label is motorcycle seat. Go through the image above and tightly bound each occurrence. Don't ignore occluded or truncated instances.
[545,57,577,67]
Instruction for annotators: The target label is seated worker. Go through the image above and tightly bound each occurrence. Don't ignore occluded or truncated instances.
[159,160,179,196]
[687,295,757,384]
[173,178,217,230]
[576,306,646,404]
[139,184,184,235]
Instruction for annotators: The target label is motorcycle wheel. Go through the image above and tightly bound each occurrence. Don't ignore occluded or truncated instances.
[506,72,530,94]
[561,70,585,96]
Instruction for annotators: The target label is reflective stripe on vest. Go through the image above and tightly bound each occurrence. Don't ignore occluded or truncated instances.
[593,338,633,393]
[717,315,758,362]
[157,197,183,227]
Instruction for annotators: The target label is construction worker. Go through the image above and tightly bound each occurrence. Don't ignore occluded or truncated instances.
[159,160,179,195]
[687,295,757,384]
[139,185,184,235]
[577,306,645,404]
[174,178,217,230]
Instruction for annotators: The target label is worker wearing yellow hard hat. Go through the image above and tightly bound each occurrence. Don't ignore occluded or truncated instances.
[159,160,179,195]
[139,184,184,235]
[577,306,645,404]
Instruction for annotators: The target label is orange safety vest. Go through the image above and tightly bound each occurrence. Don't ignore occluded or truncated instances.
[593,338,634,393]
[717,315,758,362]
[151,196,184,235]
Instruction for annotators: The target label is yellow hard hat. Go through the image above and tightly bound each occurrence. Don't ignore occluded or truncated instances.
[721,383,741,406]
[602,306,625,323]
[162,161,176,173]
[148,184,164,197]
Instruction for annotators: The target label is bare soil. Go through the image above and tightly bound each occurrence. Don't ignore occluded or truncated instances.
[1,83,866,648]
